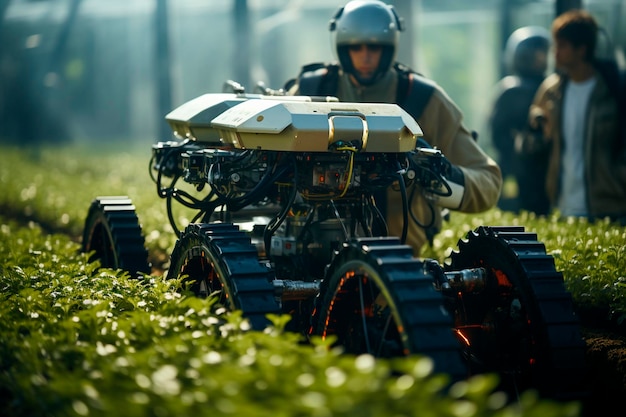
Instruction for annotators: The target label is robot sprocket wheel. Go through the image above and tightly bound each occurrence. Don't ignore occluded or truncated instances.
[317,237,467,381]
[81,196,150,276]
[166,222,282,330]
[446,225,587,401]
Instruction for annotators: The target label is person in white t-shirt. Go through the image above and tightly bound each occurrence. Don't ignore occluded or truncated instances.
[528,9,626,222]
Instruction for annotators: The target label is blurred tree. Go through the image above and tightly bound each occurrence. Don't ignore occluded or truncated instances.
[0,1,9,43]
[233,0,251,90]
[0,0,78,145]
[155,0,173,141]
[390,0,417,68]
[556,0,582,16]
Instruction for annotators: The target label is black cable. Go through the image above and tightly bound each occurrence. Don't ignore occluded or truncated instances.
[407,183,436,230]
[211,155,284,211]
[263,159,298,253]
[395,161,409,244]
[166,191,181,238]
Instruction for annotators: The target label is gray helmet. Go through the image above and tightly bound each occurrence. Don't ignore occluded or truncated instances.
[504,26,550,77]
[329,0,404,85]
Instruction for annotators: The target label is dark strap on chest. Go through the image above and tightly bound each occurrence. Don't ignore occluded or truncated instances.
[294,63,340,96]
[294,62,436,122]
[394,63,436,123]
[376,65,436,221]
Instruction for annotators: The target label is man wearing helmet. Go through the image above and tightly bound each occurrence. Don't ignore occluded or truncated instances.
[489,26,551,215]
[285,0,502,256]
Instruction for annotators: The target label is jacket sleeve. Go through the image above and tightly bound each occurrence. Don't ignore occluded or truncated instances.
[528,74,560,136]
[418,86,502,213]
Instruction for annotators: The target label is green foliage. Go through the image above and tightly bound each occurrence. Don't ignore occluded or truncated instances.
[421,209,626,326]
[1,143,625,323]
[0,144,183,256]
[2,144,625,416]
[0,216,579,417]
[550,217,626,324]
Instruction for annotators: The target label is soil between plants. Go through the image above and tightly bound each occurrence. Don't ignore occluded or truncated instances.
[580,327,626,417]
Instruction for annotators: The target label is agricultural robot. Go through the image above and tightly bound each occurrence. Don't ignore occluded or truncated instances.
[81,87,586,400]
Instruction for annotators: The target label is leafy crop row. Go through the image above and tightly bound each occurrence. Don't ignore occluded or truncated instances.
[0,216,579,417]
[1,144,625,323]
[1,144,625,416]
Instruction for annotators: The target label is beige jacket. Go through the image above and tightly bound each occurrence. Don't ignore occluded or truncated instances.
[530,72,626,219]
[290,67,502,255]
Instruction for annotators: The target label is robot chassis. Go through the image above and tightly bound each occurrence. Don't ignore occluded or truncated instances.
[82,91,586,400]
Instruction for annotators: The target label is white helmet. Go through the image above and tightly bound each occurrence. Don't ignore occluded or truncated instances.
[329,0,404,85]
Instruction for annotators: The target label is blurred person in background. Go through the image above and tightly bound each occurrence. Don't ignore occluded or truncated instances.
[284,0,502,255]
[489,26,551,215]
[528,9,626,223]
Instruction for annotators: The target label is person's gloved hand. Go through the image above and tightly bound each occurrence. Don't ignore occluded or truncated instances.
[433,156,465,209]
[414,138,465,209]
[440,156,464,184]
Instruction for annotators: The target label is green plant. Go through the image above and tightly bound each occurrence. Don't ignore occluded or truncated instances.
[0,216,581,417]
[2,143,625,325]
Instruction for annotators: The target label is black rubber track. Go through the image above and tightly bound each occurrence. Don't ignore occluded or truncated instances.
[81,196,150,276]
[446,225,587,401]
[167,223,281,330]
[317,237,467,381]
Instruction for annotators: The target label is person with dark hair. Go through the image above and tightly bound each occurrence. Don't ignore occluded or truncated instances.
[284,0,502,255]
[489,26,551,215]
[528,9,626,222]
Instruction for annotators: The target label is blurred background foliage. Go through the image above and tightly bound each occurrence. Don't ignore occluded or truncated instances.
[0,0,624,158]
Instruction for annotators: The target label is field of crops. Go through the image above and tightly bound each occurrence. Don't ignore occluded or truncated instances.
[1,143,625,416]
[2,144,624,324]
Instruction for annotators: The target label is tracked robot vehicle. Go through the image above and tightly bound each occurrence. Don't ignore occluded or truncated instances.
[81,90,586,400]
